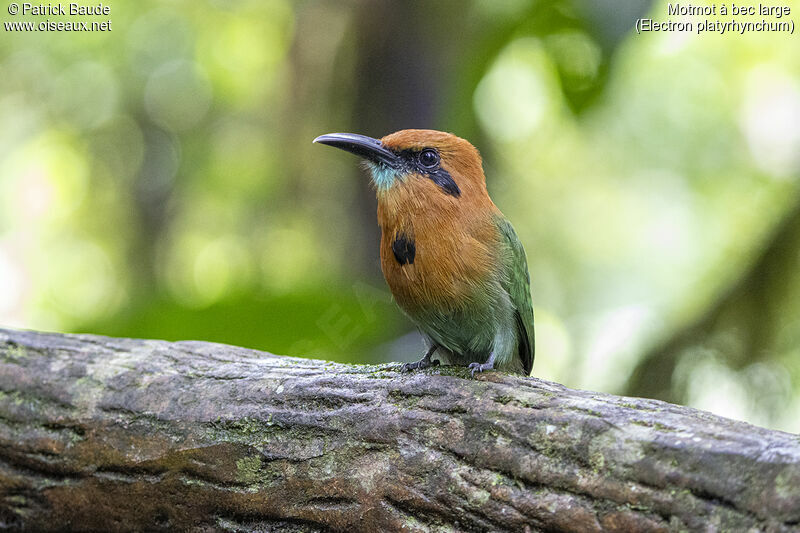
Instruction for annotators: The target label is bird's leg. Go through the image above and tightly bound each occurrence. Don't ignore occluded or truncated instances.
[469,328,511,377]
[401,344,440,372]
[468,350,497,378]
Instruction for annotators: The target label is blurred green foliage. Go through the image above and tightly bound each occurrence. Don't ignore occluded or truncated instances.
[1,0,798,432]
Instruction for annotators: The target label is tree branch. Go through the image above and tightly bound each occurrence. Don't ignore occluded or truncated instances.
[0,328,798,532]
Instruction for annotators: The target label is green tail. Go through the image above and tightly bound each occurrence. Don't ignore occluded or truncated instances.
[494,215,535,374]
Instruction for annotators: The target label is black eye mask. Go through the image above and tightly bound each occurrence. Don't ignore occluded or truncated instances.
[397,148,461,198]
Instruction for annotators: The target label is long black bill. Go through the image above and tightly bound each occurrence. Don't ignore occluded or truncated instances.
[313,133,400,168]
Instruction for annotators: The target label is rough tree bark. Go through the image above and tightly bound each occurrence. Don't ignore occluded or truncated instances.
[0,328,798,532]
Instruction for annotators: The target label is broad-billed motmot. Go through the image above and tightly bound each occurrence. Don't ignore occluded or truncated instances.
[314,130,534,377]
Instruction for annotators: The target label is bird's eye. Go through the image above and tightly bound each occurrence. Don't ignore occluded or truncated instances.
[418,149,439,169]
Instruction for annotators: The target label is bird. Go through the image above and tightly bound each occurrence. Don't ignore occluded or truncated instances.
[313,130,534,377]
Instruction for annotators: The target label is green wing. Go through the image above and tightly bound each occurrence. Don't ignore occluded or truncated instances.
[495,216,535,375]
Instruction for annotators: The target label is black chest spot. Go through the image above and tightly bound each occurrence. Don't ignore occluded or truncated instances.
[392,233,416,265]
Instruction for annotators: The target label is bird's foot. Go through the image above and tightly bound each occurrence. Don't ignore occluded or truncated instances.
[468,361,494,378]
[401,356,440,372]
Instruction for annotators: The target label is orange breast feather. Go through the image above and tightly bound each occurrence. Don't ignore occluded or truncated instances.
[377,176,501,313]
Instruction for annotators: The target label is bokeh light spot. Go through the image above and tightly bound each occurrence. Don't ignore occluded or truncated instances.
[145,60,212,132]
[474,38,560,142]
[740,65,800,179]
[53,61,118,129]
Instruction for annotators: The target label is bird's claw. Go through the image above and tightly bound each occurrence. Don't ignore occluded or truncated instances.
[468,362,494,378]
[401,357,440,373]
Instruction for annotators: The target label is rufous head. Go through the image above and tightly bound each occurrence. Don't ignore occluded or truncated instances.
[314,129,487,199]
